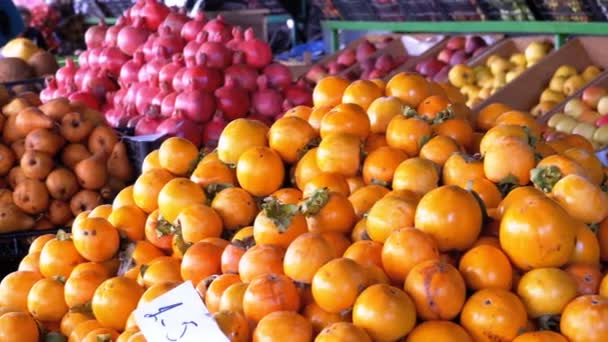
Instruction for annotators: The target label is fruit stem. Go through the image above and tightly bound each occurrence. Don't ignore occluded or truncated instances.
[299,188,330,216]
[530,166,562,193]
[261,197,299,232]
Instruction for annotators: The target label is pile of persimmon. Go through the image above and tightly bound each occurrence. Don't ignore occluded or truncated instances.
[1,72,608,342]
[0,87,134,234]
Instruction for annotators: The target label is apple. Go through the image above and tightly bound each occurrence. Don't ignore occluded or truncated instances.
[555,115,578,133]
[488,57,513,76]
[549,76,567,93]
[564,98,590,118]
[305,64,327,83]
[374,54,395,73]
[525,41,550,64]
[437,48,454,64]
[563,75,587,96]
[336,49,356,67]
[432,65,451,83]
[449,50,469,66]
[472,47,488,58]
[593,125,608,144]
[553,65,577,79]
[326,60,345,75]
[597,96,608,115]
[446,36,466,51]
[419,59,447,78]
[448,64,474,87]
[356,40,377,63]
[581,86,607,108]
[572,122,597,140]
[531,101,558,117]
[540,89,565,104]
[578,110,601,125]
[465,36,487,55]
[368,69,386,79]
[509,53,527,67]
[596,115,608,127]
[359,58,376,71]
[547,113,569,128]
[582,65,602,82]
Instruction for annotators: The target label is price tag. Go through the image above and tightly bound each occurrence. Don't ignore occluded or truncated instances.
[134,281,229,342]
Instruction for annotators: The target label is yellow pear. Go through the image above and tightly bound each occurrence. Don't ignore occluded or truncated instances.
[553,65,577,79]
[525,41,550,64]
[473,65,492,82]
[549,76,567,93]
[485,54,501,67]
[582,65,602,82]
[448,64,475,88]
[540,89,566,104]
[563,75,587,96]
[492,74,507,88]
[509,53,527,67]
[489,58,513,76]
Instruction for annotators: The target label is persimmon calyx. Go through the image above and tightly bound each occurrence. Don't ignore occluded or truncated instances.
[261,196,299,232]
[530,165,562,193]
[299,188,330,216]
[155,216,176,237]
[296,137,321,161]
[497,174,520,197]
[96,334,113,342]
[431,105,456,124]
[56,229,72,241]
[401,105,418,118]
[204,183,234,202]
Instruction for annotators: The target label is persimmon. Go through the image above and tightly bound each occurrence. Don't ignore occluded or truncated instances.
[561,147,604,185]
[180,240,224,286]
[391,157,439,195]
[232,226,254,242]
[552,174,608,224]
[0,311,40,342]
[417,95,451,121]
[64,268,108,308]
[342,80,384,111]
[237,146,285,197]
[364,133,388,154]
[517,267,578,318]
[311,258,368,313]
[253,311,312,342]
[213,310,250,342]
[362,146,407,186]
[0,271,42,312]
[217,118,269,165]
[406,321,472,342]
[242,274,300,322]
[381,228,439,284]
[315,322,371,342]
[512,331,568,342]
[221,241,249,275]
[268,116,317,164]
[600,274,608,297]
[284,105,313,120]
[60,311,93,338]
[484,137,536,186]
[565,263,602,295]
[108,205,147,241]
[141,149,160,173]
[157,137,199,176]
[317,133,362,177]
[132,168,174,213]
[366,190,419,243]
[138,282,179,307]
[117,331,138,342]
[415,185,482,251]
[27,278,68,321]
[28,233,54,254]
[442,153,484,187]
[39,232,85,279]
[303,172,349,198]
[143,209,174,251]
[294,147,322,191]
[419,135,462,167]
[238,244,285,283]
[72,217,119,262]
[459,244,513,291]
[495,110,542,141]
[460,288,527,342]
[352,284,416,341]
[560,295,608,342]
[283,232,335,284]
[570,222,600,264]
[313,76,350,108]
[367,96,404,134]
[303,302,348,335]
[82,328,119,342]
[496,186,545,218]
[320,232,351,256]
[157,177,207,224]
[308,105,332,133]
[404,259,466,320]
[433,118,474,150]
[301,188,356,234]
[534,155,589,191]
[174,203,223,244]
[205,274,242,314]
[386,72,432,108]
[272,187,303,204]
[347,175,364,192]
[468,177,502,209]
[600,217,608,262]
[501,195,578,270]
[87,204,112,219]
[69,320,103,342]
[320,103,370,140]
[342,240,382,268]
[211,187,257,230]
[92,277,144,331]
[476,102,512,131]
[139,256,182,288]
[386,116,432,156]
[112,185,135,209]
[348,185,390,218]
[479,124,530,156]
[219,282,248,313]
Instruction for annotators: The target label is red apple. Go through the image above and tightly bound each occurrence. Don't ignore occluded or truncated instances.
[336,48,356,67]
[433,65,451,82]
[465,35,487,55]
[446,36,466,51]
[360,57,376,71]
[305,64,327,83]
[437,48,455,64]
[419,59,447,78]
[582,86,608,109]
[374,54,395,73]
[368,69,386,79]
[326,60,345,75]
[356,40,377,63]
[449,50,469,66]
[596,115,608,127]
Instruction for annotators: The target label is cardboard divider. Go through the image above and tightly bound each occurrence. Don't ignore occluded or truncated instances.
[474,36,608,115]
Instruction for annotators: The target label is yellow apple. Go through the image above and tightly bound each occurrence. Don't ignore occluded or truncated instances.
[564,98,590,118]
[477,75,494,89]
[582,65,602,82]
[593,125,608,145]
[478,87,492,100]
[448,64,474,88]
[461,84,481,98]
[555,115,578,133]
[563,74,587,96]
[553,65,577,79]
[492,74,507,88]
[572,122,596,141]
[549,76,567,93]
[597,95,608,116]
[505,67,525,83]
[489,58,513,76]
[509,53,527,67]
[531,101,558,117]
[540,89,565,104]
[485,54,501,67]
[473,65,492,82]
[525,41,550,64]
[547,113,568,128]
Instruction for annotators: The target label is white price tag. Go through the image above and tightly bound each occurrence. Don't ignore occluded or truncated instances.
[134,281,229,342]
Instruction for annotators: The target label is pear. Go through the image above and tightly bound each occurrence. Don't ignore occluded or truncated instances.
[553,65,577,79]
[107,142,134,182]
[39,97,72,121]
[0,204,35,233]
[540,89,566,104]
[448,64,474,88]
[25,128,65,156]
[524,41,550,64]
[582,65,602,82]
[549,76,567,93]
[15,107,53,137]
[75,153,108,190]
[2,97,30,116]
[563,75,587,97]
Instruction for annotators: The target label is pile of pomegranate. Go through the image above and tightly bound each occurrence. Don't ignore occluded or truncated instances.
[41,0,312,147]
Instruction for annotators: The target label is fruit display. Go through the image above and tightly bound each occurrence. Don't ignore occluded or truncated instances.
[1,38,60,83]
[1,71,607,342]
[0,88,133,233]
[41,0,312,148]
[447,40,553,108]
[415,35,490,82]
[304,37,399,83]
[531,64,603,117]
[547,84,608,148]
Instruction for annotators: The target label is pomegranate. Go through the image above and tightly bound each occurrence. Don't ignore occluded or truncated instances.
[203,15,232,43]
[158,55,184,90]
[252,75,283,118]
[78,50,90,67]
[69,91,100,110]
[224,62,258,92]
[172,67,187,92]
[263,63,292,90]
[138,0,170,31]
[85,19,107,49]
[74,66,90,89]
[181,56,222,92]
[135,83,161,115]
[56,58,77,88]
[183,31,207,62]
[40,77,58,103]
[181,12,206,42]
[119,51,145,87]
[87,47,103,69]
[159,9,189,34]
[153,26,185,57]
[104,17,127,47]
[283,81,313,107]
[355,40,377,62]
[226,27,243,50]
[157,110,203,146]
[197,40,232,69]
[117,18,150,56]
[99,46,130,77]
[160,91,178,117]
[215,78,250,120]
[174,84,216,123]
[135,111,163,135]
[238,28,272,69]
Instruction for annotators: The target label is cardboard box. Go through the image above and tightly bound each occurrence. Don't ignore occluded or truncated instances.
[474,36,608,115]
